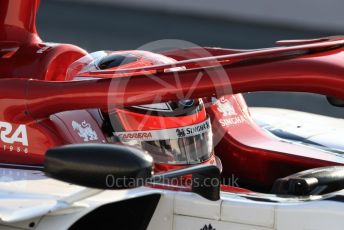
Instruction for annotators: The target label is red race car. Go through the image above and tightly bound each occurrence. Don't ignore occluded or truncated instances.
[1,0,344,195]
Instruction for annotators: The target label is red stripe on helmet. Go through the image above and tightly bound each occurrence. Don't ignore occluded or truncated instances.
[115,107,206,131]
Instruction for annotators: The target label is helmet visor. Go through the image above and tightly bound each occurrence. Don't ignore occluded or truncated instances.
[114,118,213,164]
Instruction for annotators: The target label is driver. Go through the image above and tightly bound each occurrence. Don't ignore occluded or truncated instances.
[66,50,222,172]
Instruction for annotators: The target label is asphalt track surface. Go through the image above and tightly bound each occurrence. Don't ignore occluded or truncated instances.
[38,0,344,118]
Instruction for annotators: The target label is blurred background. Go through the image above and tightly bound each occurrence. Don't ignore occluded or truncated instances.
[38,0,344,117]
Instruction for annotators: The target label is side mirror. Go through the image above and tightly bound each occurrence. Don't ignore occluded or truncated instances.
[152,164,221,201]
[271,166,344,195]
[44,144,153,189]
[326,96,344,107]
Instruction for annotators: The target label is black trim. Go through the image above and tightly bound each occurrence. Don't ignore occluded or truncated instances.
[242,196,279,203]
[126,99,204,117]
[324,195,344,203]
[97,53,139,70]
[107,111,126,133]
[69,194,161,230]
[271,166,344,196]
[0,163,43,170]
[44,144,153,189]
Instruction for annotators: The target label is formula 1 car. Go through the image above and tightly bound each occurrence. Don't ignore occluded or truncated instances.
[1,0,344,229]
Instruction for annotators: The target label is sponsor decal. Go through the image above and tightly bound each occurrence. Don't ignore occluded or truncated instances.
[215,97,245,127]
[72,121,98,142]
[36,46,51,54]
[219,116,246,127]
[0,168,30,189]
[176,128,186,138]
[0,121,29,153]
[115,118,211,141]
[176,120,210,138]
[36,43,56,54]
[118,132,152,140]
[216,97,237,116]
[201,224,215,230]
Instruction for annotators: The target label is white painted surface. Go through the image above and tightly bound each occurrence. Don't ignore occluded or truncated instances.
[173,215,273,230]
[221,199,275,228]
[275,201,344,230]
[147,192,174,230]
[2,168,344,229]
[174,192,221,220]
[251,107,344,152]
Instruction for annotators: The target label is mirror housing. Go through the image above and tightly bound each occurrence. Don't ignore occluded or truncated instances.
[272,166,344,195]
[44,144,153,189]
[152,164,221,201]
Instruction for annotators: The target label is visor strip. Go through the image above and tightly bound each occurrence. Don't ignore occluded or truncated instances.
[114,118,211,141]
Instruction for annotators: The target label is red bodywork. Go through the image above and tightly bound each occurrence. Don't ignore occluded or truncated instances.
[1,0,344,190]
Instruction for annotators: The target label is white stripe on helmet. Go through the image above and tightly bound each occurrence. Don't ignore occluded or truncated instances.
[114,118,211,141]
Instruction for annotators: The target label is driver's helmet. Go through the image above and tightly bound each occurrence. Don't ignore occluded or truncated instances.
[66,50,221,172]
